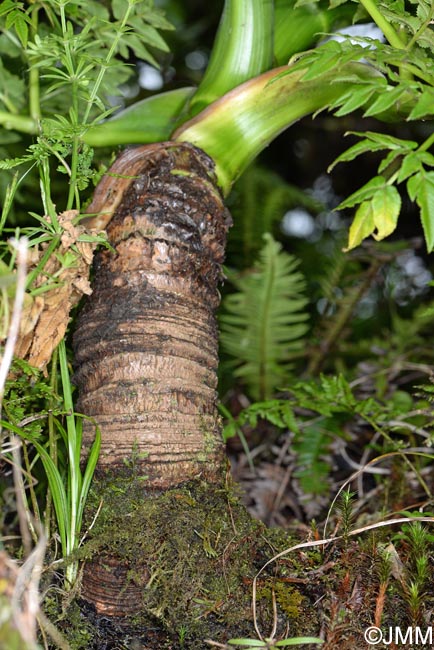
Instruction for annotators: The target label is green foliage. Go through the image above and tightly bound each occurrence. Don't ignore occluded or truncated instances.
[227,165,322,267]
[2,359,60,438]
[329,132,434,251]
[1,345,100,588]
[335,487,356,545]
[287,0,434,251]
[220,234,309,400]
[4,0,172,114]
[0,0,433,621]
[393,521,434,622]
[0,0,173,214]
[223,370,434,496]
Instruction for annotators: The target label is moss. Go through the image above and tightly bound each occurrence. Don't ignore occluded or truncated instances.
[274,582,305,618]
[43,471,430,648]
[76,471,307,646]
[43,598,95,649]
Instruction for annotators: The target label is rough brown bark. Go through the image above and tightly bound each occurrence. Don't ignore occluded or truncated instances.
[73,142,235,620]
[74,142,231,489]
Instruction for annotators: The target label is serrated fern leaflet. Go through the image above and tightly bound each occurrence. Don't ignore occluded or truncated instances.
[220,234,309,400]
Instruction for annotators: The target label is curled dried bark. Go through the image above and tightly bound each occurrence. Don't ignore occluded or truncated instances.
[2,210,102,371]
[74,142,232,488]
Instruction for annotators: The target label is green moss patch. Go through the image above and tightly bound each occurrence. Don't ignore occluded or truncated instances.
[77,472,310,646]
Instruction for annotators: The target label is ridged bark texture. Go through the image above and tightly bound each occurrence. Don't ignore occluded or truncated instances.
[73,142,231,489]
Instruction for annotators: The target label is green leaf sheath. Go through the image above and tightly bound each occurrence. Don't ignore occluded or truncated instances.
[274,0,338,65]
[188,0,273,117]
[0,111,36,134]
[82,87,195,146]
[174,63,385,196]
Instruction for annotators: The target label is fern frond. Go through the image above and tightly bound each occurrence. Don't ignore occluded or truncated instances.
[220,233,309,400]
[293,423,331,496]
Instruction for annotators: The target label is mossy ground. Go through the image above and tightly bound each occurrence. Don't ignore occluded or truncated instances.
[71,470,304,648]
[42,467,434,650]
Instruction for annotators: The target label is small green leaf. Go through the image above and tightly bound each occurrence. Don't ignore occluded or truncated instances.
[128,18,169,52]
[228,640,266,647]
[0,0,16,18]
[328,139,391,172]
[397,152,425,183]
[344,200,375,251]
[363,85,407,117]
[14,14,28,46]
[123,33,158,66]
[372,185,401,240]
[112,0,128,20]
[339,176,385,210]
[333,85,377,116]
[408,88,434,120]
[352,131,417,151]
[142,9,174,31]
[4,7,16,27]
[301,44,342,81]
[408,171,434,252]
[276,638,324,646]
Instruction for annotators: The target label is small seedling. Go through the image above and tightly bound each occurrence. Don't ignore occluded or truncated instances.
[336,488,356,549]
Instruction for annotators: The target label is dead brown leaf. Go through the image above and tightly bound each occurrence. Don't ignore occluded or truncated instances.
[2,210,103,371]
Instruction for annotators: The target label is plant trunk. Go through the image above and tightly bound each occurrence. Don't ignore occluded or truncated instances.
[73,142,235,618]
[74,142,231,488]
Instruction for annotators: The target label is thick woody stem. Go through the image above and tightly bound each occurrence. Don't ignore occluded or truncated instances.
[73,142,231,490]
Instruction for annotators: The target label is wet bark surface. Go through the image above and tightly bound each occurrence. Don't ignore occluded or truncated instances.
[74,142,232,489]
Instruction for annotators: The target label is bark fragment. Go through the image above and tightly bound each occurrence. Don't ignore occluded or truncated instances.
[2,210,100,371]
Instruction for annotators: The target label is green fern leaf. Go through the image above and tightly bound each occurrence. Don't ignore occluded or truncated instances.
[220,234,309,399]
[293,423,331,496]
